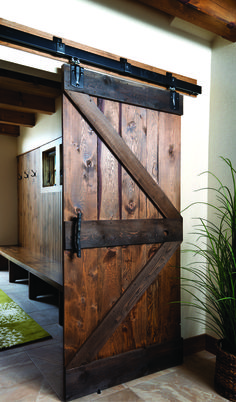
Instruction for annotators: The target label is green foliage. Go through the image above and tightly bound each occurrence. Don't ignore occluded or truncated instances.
[181,157,236,356]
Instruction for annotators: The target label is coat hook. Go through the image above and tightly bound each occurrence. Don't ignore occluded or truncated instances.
[31,169,36,177]
[24,171,29,179]
[18,174,22,180]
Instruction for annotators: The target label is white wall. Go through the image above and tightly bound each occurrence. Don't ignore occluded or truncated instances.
[1,0,212,339]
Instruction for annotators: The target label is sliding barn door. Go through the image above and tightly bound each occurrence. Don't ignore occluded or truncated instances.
[62,64,182,400]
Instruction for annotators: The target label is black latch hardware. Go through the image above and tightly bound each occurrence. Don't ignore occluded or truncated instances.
[70,60,84,88]
[166,72,179,110]
[170,90,179,110]
[76,210,82,258]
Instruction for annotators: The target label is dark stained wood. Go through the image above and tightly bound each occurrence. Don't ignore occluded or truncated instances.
[120,102,147,352]
[0,246,63,289]
[63,94,99,366]
[28,272,58,300]
[0,66,61,98]
[64,218,182,250]
[0,123,19,136]
[0,108,35,127]
[0,255,8,270]
[146,109,161,346]
[96,98,123,359]
[157,112,181,344]
[66,338,183,400]
[0,88,55,114]
[64,65,183,115]
[17,145,62,264]
[63,66,182,398]
[65,90,181,220]
[9,261,28,282]
[67,240,180,369]
[135,0,236,42]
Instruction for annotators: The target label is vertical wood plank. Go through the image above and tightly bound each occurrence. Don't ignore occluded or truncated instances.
[121,103,147,351]
[146,109,162,345]
[63,94,98,366]
[17,155,23,247]
[17,147,62,262]
[158,112,181,343]
[96,98,123,359]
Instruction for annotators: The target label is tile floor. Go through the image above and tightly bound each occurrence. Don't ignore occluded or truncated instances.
[0,270,229,402]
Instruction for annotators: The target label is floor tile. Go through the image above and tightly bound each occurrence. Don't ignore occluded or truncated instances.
[0,270,230,402]
[92,388,143,401]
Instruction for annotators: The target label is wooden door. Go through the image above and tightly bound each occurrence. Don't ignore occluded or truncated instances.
[62,64,182,400]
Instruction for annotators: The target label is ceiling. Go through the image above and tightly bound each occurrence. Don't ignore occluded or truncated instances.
[135,0,236,42]
[0,62,61,137]
[1,1,236,137]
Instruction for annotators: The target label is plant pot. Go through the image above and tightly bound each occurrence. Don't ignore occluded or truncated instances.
[214,340,236,401]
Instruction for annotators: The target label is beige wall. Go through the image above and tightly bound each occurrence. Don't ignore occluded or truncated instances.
[17,97,62,155]
[1,0,213,339]
[209,37,236,181]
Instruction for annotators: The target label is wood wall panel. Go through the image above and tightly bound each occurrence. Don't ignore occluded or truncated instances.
[17,145,62,265]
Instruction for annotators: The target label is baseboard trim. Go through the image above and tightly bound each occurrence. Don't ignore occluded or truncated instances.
[183,334,218,356]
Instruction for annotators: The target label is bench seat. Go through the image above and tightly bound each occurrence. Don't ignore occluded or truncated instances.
[0,245,63,324]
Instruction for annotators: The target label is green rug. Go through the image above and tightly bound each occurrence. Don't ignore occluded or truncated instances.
[0,289,51,350]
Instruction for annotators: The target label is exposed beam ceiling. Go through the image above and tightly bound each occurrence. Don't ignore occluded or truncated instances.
[135,0,236,42]
[0,66,61,136]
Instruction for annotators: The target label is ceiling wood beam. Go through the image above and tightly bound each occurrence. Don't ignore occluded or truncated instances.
[0,109,35,127]
[0,88,55,114]
[136,0,236,42]
[0,67,61,98]
[0,123,19,136]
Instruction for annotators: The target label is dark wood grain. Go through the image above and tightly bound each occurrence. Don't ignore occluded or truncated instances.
[17,145,62,264]
[64,218,182,250]
[0,108,35,127]
[66,338,183,401]
[67,240,180,369]
[0,246,63,289]
[64,65,183,115]
[63,68,182,398]
[135,0,236,42]
[65,90,181,220]
[0,88,55,114]
[63,94,99,366]
[0,123,19,136]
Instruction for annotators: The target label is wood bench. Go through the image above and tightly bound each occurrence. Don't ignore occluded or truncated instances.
[0,246,63,325]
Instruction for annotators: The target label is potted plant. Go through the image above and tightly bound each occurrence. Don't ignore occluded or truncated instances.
[181,157,236,401]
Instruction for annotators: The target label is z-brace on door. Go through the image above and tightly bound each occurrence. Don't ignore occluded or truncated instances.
[62,64,183,401]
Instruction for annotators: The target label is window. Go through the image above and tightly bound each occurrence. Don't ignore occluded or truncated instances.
[42,147,56,187]
[41,138,62,192]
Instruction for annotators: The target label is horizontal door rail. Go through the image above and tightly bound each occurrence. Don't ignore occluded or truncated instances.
[0,24,201,96]
[64,218,183,250]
